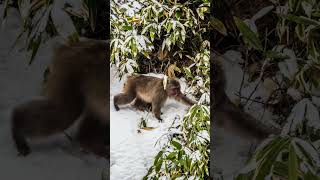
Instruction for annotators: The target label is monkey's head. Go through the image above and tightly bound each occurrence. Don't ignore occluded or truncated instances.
[166,78,181,97]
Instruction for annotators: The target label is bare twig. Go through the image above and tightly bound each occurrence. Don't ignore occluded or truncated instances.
[244,58,270,106]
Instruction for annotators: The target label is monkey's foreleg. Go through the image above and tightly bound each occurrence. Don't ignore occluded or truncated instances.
[77,114,108,158]
[113,93,136,111]
[132,98,152,112]
[152,101,163,122]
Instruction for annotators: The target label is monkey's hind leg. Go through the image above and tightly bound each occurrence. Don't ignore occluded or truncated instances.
[132,98,152,112]
[113,93,135,111]
[12,129,30,156]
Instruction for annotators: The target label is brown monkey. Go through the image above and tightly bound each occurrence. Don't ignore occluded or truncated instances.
[212,58,281,141]
[114,74,196,122]
[11,38,109,157]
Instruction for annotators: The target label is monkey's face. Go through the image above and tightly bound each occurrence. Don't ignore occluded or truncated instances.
[167,80,181,97]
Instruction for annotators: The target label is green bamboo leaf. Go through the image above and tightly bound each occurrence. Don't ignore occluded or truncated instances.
[29,35,42,64]
[1,0,10,19]
[289,143,298,180]
[166,152,176,160]
[155,159,163,172]
[312,11,320,18]
[256,137,282,160]
[85,0,97,32]
[210,17,227,35]
[172,140,182,150]
[123,25,133,31]
[154,150,164,165]
[285,14,320,26]
[265,50,290,60]
[295,24,306,42]
[289,0,300,12]
[150,28,156,41]
[234,17,263,51]
[308,39,318,59]
[253,138,290,180]
[175,10,181,19]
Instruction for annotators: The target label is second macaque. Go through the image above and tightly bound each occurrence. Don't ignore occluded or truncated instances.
[114,75,196,122]
[11,39,109,157]
[212,58,281,141]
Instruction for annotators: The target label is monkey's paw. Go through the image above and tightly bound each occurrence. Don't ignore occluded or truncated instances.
[17,146,31,156]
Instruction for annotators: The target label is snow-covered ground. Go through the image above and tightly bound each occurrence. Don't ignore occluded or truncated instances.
[110,69,191,180]
[0,7,107,180]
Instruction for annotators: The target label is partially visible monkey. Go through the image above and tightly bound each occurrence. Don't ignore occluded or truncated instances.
[114,75,196,122]
[212,57,281,141]
[11,38,109,157]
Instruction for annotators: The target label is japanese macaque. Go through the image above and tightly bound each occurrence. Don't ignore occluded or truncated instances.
[114,75,196,122]
[212,58,281,141]
[11,38,109,157]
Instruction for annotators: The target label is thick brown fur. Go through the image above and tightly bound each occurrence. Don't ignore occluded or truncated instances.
[212,58,281,141]
[11,39,109,157]
[114,74,196,122]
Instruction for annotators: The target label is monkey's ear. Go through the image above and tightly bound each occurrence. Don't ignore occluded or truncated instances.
[163,75,168,90]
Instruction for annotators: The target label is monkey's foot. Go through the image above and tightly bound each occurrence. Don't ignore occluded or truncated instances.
[114,105,120,111]
[17,145,31,156]
[158,118,163,123]
[79,143,109,159]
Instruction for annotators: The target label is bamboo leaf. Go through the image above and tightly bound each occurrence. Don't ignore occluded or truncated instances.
[29,35,41,64]
[210,17,227,35]
[289,143,298,180]
[172,140,182,150]
[284,14,320,26]
[234,17,263,51]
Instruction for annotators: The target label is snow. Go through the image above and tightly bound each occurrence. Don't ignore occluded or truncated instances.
[110,68,191,179]
[0,7,107,180]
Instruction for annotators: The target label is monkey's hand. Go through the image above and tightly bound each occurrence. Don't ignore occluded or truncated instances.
[158,118,163,123]
[175,94,196,106]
